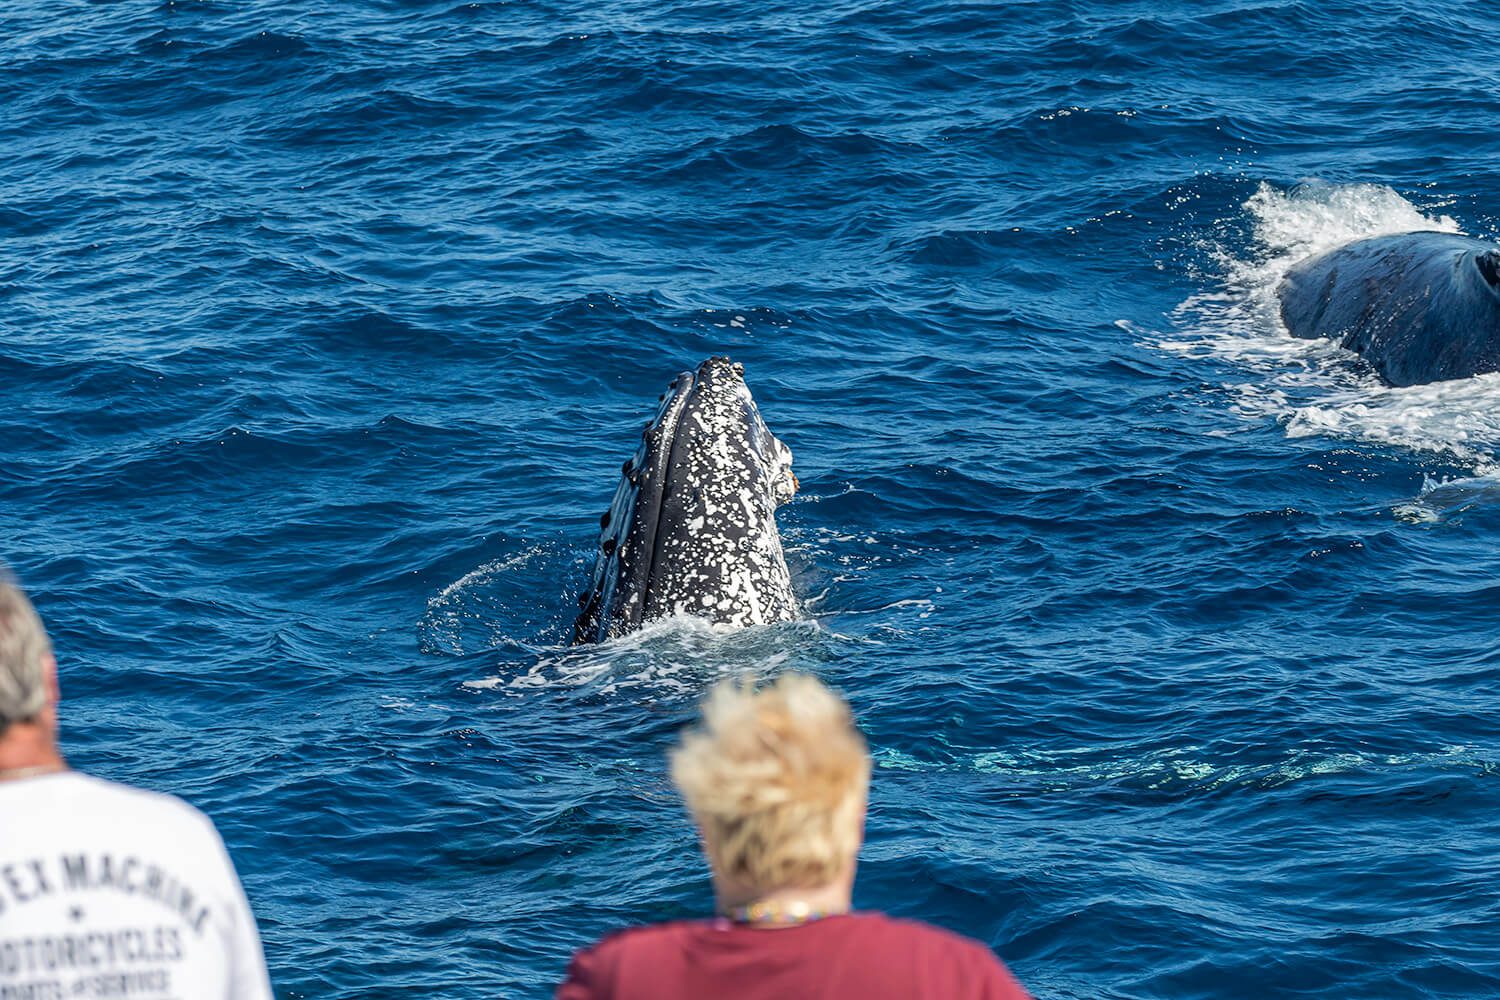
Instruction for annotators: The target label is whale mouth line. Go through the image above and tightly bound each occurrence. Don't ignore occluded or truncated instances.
[640,368,702,614]
[612,366,698,638]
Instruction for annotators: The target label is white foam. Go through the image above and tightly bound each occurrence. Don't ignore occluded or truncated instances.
[1153,181,1500,472]
[463,614,824,696]
[873,742,1492,793]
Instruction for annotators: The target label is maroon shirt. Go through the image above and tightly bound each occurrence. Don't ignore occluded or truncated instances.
[556,912,1033,1000]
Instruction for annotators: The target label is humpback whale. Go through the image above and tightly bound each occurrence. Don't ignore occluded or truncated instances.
[1276,231,1500,387]
[572,356,799,644]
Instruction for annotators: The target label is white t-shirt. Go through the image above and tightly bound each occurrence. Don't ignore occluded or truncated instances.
[0,771,273,1000]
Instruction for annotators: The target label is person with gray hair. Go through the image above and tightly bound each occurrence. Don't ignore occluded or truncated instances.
[0,583,55,740]
[0,577,274,999]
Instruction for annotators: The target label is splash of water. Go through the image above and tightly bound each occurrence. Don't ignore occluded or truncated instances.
[1157,181,1500,474]
[463,614,826,695]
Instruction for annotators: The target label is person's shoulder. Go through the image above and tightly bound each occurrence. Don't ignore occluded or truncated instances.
[61,772,222,838]
[838,913,1032,996]
[69,771,211,815]
[559,920,711,998]
[841,911,981,946]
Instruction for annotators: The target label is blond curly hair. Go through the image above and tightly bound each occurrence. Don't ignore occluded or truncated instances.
[671,673,871,892]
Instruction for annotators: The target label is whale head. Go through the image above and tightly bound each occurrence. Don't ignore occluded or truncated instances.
[1278,231,1500,385]
[572,357,799,644]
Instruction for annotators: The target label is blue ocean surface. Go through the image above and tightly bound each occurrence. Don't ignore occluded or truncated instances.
[4,1,1499,996]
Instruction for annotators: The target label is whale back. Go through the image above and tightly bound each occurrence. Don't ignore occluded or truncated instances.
[1276,231,1500,386]
[572,357,798,644]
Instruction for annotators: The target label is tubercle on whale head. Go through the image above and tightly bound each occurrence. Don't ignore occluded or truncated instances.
[692,354,743,387]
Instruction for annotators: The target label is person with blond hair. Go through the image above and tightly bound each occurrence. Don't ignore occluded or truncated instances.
[557,672,1032,999]
[0,576,273,999]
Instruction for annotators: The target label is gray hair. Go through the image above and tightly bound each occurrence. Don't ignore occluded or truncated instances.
[0,581,52,730]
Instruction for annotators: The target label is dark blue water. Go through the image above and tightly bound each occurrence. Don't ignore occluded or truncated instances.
[5,2,1499,996]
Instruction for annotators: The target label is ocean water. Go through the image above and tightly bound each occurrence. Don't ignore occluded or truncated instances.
[3,1,1499,996]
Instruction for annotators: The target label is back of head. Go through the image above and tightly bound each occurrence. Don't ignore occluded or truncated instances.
[0,580,53,733]
[671,673,871,893]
